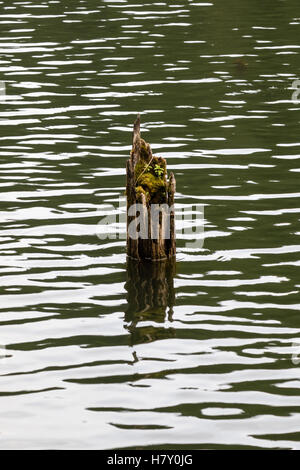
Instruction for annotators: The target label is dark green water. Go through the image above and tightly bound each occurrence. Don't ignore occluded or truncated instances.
[0,0,300,449]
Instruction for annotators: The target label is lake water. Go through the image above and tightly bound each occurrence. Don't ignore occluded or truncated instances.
[0,0,300,450]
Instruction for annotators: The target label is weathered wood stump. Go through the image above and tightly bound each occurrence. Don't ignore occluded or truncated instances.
[126,114,176,261]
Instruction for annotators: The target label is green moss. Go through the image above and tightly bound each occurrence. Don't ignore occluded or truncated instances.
[140,173,166,202]
[135,155,167,204]
[136,185,148,203]
[128,137,168,205]
[135,159,147,180]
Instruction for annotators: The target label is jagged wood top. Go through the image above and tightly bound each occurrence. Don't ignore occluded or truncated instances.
[131,113,141,167]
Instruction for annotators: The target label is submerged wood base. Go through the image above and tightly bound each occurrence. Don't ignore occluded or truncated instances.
[124,257,176,346]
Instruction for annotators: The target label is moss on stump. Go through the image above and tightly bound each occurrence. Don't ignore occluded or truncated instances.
[134,143,168,204]
[126,114,176,260]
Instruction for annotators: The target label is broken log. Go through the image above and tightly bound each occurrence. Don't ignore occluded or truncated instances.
[126,114,176,261]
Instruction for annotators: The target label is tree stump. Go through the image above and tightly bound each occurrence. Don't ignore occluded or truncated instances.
[126,114,176,261]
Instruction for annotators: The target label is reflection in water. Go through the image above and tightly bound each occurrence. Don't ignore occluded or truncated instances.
[124,258,176,347]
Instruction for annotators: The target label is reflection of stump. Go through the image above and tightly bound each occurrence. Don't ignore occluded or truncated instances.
[126,114,176,261]
[124,257,176,345]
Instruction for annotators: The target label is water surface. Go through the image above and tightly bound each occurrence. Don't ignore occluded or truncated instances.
[0,0,300,450]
